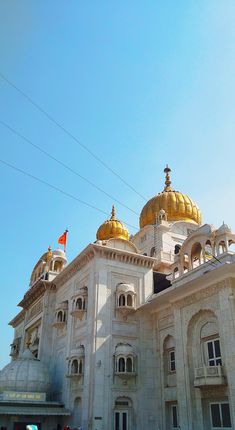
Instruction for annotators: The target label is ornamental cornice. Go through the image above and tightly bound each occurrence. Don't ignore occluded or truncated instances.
[17,280,55,310]
[8,309,26,327]
[171,281,226,309]
[54,243,154,288]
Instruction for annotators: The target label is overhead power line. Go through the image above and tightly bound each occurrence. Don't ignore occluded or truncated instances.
[0,120,139,217]
[0,158,138,232]
[0,156,205,255]
[0,157,224,268]
[0,72,147,201]
[0,158,108,217]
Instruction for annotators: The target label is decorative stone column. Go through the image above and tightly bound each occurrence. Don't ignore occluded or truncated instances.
[173,306,192,430]
[218,282,235,428]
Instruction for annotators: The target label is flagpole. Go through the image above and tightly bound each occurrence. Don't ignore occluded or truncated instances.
[64,229,68,253]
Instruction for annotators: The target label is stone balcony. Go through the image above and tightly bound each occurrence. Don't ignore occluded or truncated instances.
[194,365,226,387]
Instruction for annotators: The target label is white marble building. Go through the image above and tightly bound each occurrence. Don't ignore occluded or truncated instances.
[1,166,235,430]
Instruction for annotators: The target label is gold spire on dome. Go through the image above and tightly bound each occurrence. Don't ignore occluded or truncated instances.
[96,205,129,241]
[46,246,52,262]
[111,205,116,220]
[164,164,172,191]
[139,165,202,228]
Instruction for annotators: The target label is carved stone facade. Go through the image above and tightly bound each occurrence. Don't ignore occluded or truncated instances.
[2,171,235,430]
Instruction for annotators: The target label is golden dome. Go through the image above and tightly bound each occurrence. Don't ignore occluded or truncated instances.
[139,166,202,228]
[96,206,129,241]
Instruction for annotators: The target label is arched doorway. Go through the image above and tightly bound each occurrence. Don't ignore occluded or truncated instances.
[114,397,132,430]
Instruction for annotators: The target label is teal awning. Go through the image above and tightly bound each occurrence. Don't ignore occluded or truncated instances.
[0,405,70,416]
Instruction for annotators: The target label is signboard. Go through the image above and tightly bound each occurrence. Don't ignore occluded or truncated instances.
[0,391,46,402]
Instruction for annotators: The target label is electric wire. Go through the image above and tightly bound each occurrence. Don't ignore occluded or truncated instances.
[0,120,139,217]
[0,72,147,201]
[0,156,225,274]
[0,156,191,252]
[0,158,108,217]
[0,158,138,232]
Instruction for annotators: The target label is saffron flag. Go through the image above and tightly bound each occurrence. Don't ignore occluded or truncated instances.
[58,229,68,250]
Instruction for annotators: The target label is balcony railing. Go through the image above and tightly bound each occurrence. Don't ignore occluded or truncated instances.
[194,365,226,387]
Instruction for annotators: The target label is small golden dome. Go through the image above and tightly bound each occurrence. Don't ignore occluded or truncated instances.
[96,206,129,241]
[139,166,202,228]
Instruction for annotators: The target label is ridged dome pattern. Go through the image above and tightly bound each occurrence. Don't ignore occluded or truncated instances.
[140,166,202,228]
[0,348,50,393]
[96,206,129,241]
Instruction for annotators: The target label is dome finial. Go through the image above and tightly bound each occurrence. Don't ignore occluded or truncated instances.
[111,205,116,220]
[164,164,172,191]
[96,205,129,241]
[46,246,52,262]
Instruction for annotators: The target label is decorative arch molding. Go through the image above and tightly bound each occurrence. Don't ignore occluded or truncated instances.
[186,309,226,388]
[113,396,133,409]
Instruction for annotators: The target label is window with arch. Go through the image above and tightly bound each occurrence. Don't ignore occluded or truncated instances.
[200,321,222,367]
[57,311,63,322]
[76,297,83,310]
[55,309,67,323]
[53,302,68,328]
[71,289,88,320]
[54,260,63,272]
[118,357,125,372]
[68,357,84,377]
[191,242,202,269]
[163,335,176,388]
[114,397,132,430]
[127,294,133,306]
[71,359,79,374]
[187,311,225,389]
[116,283,136,315]
[116,356,134,373]
[119,294,126,307]
[114,344,136,376]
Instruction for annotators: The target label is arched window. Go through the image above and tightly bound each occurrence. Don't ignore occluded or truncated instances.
[118,357,125,372]
[127,294,132,306]
[191,242,202,268]
[119,294,125,307]
[218,241,226,254]
[57,311,63,322]
[150,247,155,257]
[54,261,62,272]
[79,360,83,374]
[71,359,78,374]
[76,298,83,310]
[126,357,133,372]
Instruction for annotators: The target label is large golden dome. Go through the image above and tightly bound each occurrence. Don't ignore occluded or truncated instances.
[97,206,129,241]
[140,166,202,228]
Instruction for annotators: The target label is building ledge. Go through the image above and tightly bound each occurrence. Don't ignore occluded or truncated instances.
[194,365,226,387]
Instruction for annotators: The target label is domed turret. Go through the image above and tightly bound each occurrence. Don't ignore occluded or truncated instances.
[96,206,129,241]
[0,348,50,393]
[139,166,202,228]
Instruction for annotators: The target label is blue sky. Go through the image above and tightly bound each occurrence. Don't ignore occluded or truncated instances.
[0,1,235,368]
